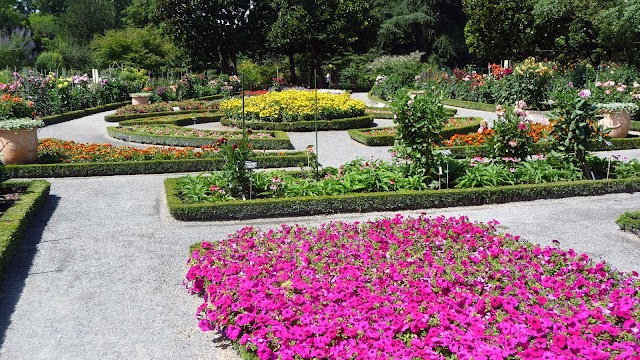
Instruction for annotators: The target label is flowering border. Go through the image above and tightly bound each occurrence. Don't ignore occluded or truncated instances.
[166,176,640,221]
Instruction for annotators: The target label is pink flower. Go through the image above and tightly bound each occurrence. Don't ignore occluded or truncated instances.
[508,140,518,147]
[578,89,591,98]
[518,122,526,131]
[496,105,505,117]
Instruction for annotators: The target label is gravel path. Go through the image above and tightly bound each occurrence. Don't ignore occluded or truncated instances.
[1,101,640,359]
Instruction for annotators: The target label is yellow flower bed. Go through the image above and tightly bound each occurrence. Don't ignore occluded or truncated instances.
[220,89,366,122]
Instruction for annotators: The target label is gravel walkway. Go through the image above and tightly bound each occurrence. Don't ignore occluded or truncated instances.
[1,101,640,359]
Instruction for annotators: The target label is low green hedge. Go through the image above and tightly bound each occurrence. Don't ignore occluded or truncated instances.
[367,91,391,106]
[107,126,291,150]
[105,109,214,122]
[40,101,130,126]
[348,118,482,146]
[631,120,640,132]
[118,113,223,126]
[365,107,457,119]
[165,176,640,221]
[220,115,374,131]
[6,152,314,178]
[441,98,514,113]
[0,180,50,278]
[616,210,640,235]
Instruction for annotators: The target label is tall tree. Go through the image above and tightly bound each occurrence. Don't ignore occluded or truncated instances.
[156,0,267,72]
[462,0,535,62]
[596,0,640,65]
[374,0,467,64]
[59,0,116,43]
[267,0,372,85]
[0,0,25,31]
[532,0,605,63]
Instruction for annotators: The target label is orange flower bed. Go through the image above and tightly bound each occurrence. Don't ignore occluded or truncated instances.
[37,139,220,163]
[443,123,554,147]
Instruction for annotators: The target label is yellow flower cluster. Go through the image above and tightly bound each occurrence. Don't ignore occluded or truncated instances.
[515,57,554,76]
[220,89,366,122]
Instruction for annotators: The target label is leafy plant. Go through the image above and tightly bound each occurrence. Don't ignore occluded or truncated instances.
[392,91,447,179]
[219,138,254,199]
[549,87,609,178]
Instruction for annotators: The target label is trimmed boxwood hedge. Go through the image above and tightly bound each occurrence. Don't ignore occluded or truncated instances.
[220,115,374,131]
[631,120,640,132]
[40,101,130,126]
[165,176,640,221]
[365,107,457,119]
[441,98,514,113]
[6,152,314,178]
[118,113,223,126]
[616,210,640,235]
[348,118,482,146]
[104,109,215,123]
[107,126,292,150]
[0,180,50,278]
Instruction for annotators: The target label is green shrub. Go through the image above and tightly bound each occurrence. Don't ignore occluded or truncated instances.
[616,210,640,235]
[0,180,50,278]
[35,51,65,70]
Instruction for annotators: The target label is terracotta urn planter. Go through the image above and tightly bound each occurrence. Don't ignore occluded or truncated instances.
[0,128,39,165]
[599,110,631,138]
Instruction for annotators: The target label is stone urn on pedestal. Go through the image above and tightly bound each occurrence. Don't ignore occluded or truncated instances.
[0,118,45,165]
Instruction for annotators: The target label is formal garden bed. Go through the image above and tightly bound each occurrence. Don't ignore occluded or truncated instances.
[107,125,291,149]
[186,214,640,359]
[166,158,640,220]
[219,89,374,131]
[617,210,640,235]
[6,139,313,178]
[348,117,482,146]
[167,88,640,221]
[0,180,50,277]
[104,99,221,122]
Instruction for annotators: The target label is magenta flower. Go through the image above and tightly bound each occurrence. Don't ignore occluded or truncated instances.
[186,215,640,359]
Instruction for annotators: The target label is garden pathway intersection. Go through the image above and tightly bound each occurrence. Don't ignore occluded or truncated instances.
[1,95,640,359]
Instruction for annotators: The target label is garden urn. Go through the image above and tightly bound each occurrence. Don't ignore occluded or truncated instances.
[596,103,638,138]
[130,92,152,106]
[0,118,45,165]
[599,110,631,138]
[0,127,39,165]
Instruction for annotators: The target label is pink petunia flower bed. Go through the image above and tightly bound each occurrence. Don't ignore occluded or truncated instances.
[186,215,640,359]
